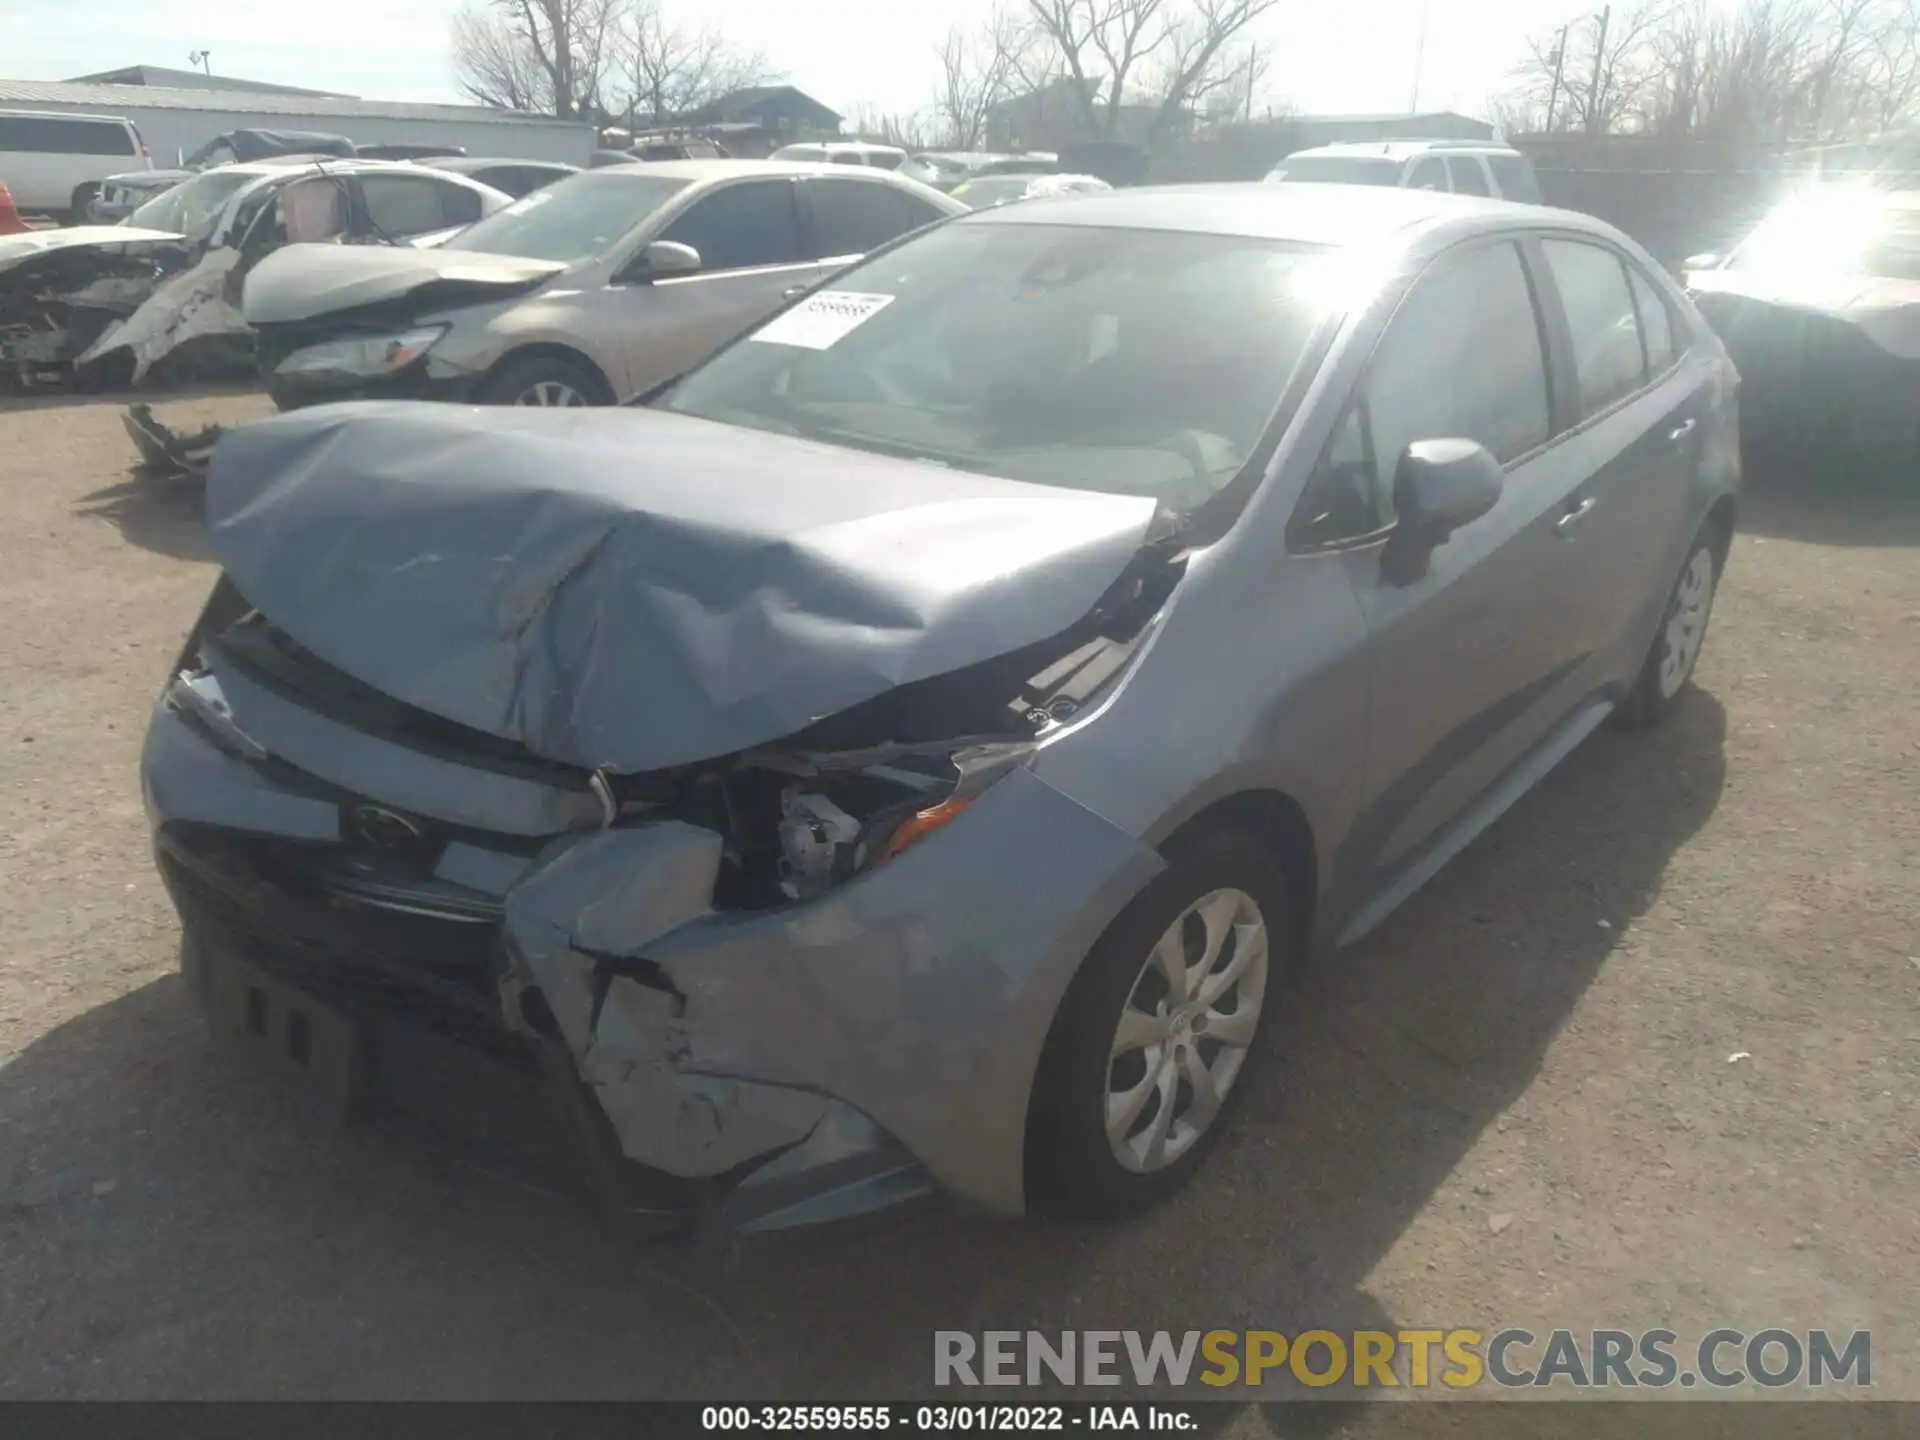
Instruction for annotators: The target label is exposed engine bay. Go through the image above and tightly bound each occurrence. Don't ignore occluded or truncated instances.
[0,242,185,384]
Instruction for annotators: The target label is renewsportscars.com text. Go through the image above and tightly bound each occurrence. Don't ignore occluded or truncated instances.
[933,1329,1871,1390]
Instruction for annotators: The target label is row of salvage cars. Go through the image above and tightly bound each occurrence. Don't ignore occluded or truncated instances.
[141,176,1751,1236]
[0,157,519,390]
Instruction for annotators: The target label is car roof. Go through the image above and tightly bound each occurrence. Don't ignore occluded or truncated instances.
[420,156,577,173]
[1287,140,1523,162]
[967,180,1579,245]
[595,157,912,182]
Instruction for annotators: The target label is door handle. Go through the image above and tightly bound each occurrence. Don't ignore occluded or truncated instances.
[1668,417,1698,443]
[1556,496,1598,535]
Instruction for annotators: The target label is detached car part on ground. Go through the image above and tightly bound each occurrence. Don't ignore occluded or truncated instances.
[146,185,1740,1234]
[1687,186,1920,461]
[0,160,509,389]
[242,160,964,411]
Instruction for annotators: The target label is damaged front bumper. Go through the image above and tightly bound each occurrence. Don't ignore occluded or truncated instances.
[143,639,1161,1232]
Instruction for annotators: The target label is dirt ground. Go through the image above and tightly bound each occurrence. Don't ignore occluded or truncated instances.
[0,392,1915,1420]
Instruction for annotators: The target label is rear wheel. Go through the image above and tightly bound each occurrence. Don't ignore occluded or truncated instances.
[1027,826,1291,1220]
[476,354,609,408]
[68,182,101,224]
[1621,531,1721,726]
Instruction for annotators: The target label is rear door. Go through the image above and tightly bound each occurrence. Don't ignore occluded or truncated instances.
[1530,234,1708,685]
[612,177,813,394]
[1294,237,1592,902]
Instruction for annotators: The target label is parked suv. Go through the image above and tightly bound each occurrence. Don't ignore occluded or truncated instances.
[1268,140,1542,203]
[0,109,150,219]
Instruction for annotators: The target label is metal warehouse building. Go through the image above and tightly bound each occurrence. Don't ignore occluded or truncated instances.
[0,78,596,166]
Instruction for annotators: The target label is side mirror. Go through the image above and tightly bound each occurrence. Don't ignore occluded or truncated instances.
[1683,252,1721,272]
[1382,439,1504,587]
[620,239,701,283]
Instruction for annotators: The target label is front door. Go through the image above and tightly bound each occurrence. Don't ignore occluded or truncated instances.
[611,177,818,396]
[1311,239,1593,906]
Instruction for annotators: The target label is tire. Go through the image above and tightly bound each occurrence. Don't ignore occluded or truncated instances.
[69,183,100,224]
[474,354,610,408]
[1619,528,1722,727]
[1027,825,1293,1220]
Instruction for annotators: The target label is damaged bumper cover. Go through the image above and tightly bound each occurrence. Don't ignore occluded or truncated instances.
[144,658,1160,1229]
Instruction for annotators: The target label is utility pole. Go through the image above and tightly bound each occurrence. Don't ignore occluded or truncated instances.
[1409,0,1433,111]
[1244,48,1255,123]
[1585,5,1612,133]
[1544,23,1570,131]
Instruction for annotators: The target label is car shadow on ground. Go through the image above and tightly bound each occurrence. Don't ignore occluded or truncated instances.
[0,695,1727,1404]
[72,472,210,562]
[1739,453,1920,547]
[0,380,258,415]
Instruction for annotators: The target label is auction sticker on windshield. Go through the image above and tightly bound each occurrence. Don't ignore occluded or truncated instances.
[751,291,895,349]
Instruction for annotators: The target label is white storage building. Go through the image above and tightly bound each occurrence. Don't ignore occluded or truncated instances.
[0,78,596,167]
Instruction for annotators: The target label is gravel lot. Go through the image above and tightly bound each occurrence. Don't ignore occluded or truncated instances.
[0,393,1916,1417]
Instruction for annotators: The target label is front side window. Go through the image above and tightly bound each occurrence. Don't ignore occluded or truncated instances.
[1541,238,1647,418]
[1406,157,1450,192]
[664,222,1342,514]
[1296,240,1551,546]
[658,180,803,271]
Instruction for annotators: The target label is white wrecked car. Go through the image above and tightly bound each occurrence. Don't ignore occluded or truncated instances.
[0,158,509,388]
[1687,187,1920,460]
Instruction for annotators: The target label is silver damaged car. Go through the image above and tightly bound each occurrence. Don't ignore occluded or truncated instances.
[145,183,1740,1232]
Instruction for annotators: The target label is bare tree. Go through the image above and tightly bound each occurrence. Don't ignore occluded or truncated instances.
[848,105,935,149]
[930,12,1027,149]
[610,0,777,128]
[451,0,621,119]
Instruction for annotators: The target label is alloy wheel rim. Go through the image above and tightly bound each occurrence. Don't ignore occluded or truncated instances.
[517,380,588,407]
[1105,887,1268,1173]
[1658,548,1716,699]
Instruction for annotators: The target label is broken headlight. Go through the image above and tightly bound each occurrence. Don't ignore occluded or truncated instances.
[274,324,447,379]
[767,740,1033,902]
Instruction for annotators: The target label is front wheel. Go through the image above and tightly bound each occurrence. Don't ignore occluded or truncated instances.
[1620,531,1721,726]
[1027,826,1291,1220]
[475,354,610,407]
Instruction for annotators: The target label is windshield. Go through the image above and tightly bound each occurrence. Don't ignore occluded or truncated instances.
[1270,156,1403,186]
[950,176,1034,208]
[1729,192,1920,280]
[443,172,690,262]
[126,169,258,240]
[661,221,1339,512]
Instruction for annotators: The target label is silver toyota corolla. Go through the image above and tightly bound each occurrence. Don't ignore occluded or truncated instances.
[144,183,1740,1232]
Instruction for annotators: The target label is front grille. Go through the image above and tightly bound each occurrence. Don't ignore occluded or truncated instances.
[158,822,532,1065]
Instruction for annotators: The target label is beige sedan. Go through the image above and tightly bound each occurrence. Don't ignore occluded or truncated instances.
[241,159,966,409]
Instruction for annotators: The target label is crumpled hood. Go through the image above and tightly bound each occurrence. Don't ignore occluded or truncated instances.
[241,243,567,325]
[1690,266,1920,359]
[205,403,1158,774]
[0,226,184,274]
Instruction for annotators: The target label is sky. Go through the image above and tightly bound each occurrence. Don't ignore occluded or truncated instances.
[3,0,1593,124]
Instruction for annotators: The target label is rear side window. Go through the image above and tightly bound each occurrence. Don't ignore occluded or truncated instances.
[360,175,478,237]
[0,114,137,156]
[1405,156,1449,192]
[1487,154,1542,203]
[1297,241,1551,544]
[659,180,803,271]
[1541,238,1648,417]
[1629,266,1679,373]
[1446,156,1492,196]
[807,178,940,258]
